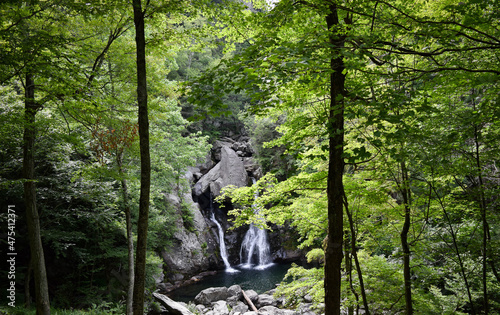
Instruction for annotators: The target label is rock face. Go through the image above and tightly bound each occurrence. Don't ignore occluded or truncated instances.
[194,145,249,197]
[161,190,219,282]
[159,135,304,285]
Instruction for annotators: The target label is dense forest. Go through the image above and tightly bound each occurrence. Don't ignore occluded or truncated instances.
[1,0,499,315]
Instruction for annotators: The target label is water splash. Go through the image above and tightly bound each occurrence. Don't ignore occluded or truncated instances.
[239,178,273,269]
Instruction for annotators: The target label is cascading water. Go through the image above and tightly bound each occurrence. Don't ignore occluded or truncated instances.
[239,178,273,270]
[209,195,238,273]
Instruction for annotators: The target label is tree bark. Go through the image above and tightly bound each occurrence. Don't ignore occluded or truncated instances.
[473,112,489,315]
[117,154,134,315]
[132,0,151,314]
[344,196,370,315]
[23,73,51,315]
[325,4,346,315]
[400,160,413,315]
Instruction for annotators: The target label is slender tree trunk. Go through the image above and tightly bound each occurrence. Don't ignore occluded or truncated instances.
[344,196,370,315]
[489,260,500,284]
[473,120,489,315]
[431,184,476,314]
[400,161,413,315]
[117,154,134,315]
[23,73,51,315]
[132,0,151,314]
[325,4,346,315]
[344,234,357,315]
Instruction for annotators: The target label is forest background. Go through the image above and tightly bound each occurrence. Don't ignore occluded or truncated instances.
[1,0,499,315]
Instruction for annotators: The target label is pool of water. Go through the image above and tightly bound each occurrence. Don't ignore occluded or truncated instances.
[168,263,292,303]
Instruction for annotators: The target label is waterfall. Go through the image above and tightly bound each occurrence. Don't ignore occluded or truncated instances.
[239,178,273,270]
[209,195,238,273]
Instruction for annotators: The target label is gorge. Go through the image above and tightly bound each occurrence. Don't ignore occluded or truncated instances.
[159,136,303,293]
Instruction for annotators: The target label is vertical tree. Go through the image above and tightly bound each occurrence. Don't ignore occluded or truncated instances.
[324,3,347,314]
[132,0,150,313]
[23,72,51,315]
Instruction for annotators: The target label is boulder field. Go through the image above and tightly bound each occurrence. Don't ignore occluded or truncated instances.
[153,285,323,315]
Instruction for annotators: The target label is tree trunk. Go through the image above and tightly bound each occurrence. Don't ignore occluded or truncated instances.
[400,160,413,315]
[23,73,51,315]
[25,257,33,308]
[325,4,346,315]
[117,154,134,315]
[473,115,489,315]
[344,235,358,315]
[344,196,370,315]
[132,0,151,314]
[431,183,476,314]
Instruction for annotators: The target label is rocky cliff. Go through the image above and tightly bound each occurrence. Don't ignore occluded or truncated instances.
[160,136,303,286]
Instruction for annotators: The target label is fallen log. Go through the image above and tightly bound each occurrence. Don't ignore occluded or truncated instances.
[242,290,258,312]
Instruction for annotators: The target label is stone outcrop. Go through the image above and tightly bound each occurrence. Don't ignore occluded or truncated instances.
[161,190,218,282]
[194,145,249,197]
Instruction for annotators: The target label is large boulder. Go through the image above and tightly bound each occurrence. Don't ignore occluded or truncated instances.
[153,292,194,315]
[194,287,230,305]
[228,285,243,300]
[255,293,277,308]
[244,290,259,304]
[194,145,248,197]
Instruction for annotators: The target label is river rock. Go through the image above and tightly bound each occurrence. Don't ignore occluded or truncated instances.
[244,290,259,303]
[194,286,230,305]
[213,300,230,315]
[153,292,194,315]
[195,304,206,314]
[228,285,243,300]
[256,293,277,308]
[230,301,249,314]
[297,303,316,315]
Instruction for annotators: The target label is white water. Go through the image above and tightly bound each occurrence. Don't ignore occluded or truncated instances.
[210,198,239,273]
[240,223,273,269]
[239,178,273,269]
